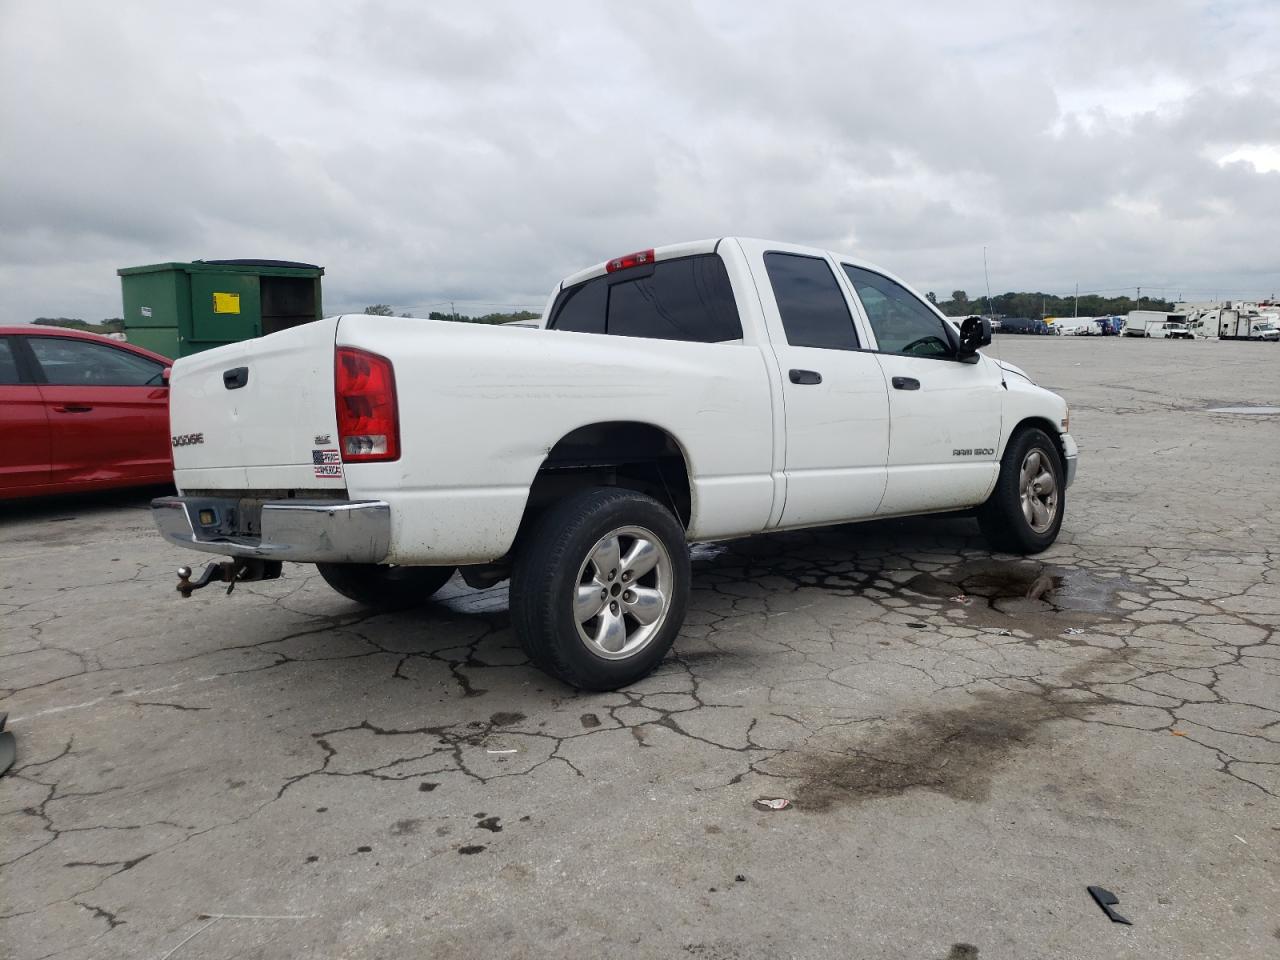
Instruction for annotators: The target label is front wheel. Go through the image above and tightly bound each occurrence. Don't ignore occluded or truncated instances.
[511,487,690,691]
[315,562,455,609]
[977,428,1065,554]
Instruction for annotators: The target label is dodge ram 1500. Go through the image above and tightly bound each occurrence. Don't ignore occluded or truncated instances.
[153,238,1078,690]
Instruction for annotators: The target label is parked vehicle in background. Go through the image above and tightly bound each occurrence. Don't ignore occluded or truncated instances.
[1051,317,1103,336]
[1123,310,1189,337]
[0,326,172,500]
[1151,320,1194,340]
[1222,311,1279,340]
[997,317,1050,335]
[152,237,1077,691]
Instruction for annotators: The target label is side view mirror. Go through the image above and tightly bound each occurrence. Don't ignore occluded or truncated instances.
[957,316,992,357]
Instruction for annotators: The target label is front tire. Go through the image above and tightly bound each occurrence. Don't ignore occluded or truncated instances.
[977,428,1065,554]
[511,487,690,691]
[315,563,455,609]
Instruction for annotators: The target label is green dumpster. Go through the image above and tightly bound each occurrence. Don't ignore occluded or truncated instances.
[118,259,324,358]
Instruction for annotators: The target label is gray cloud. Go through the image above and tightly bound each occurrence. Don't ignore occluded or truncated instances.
[2,0,1279,324]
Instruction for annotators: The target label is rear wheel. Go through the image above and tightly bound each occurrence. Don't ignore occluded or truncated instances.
[511,487,690,691]
[315,563,455,609]
[977,428,1065,554]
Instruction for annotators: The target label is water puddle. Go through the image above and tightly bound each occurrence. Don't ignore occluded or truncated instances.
[904,559,1140,635]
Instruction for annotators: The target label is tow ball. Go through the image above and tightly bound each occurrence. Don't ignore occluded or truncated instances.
[176,558,283,597]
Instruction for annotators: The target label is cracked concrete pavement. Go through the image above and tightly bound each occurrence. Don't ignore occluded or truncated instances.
[2,338,1278,959]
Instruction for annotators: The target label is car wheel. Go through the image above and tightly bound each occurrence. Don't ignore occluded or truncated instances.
[315,562,456,608]
[977,428,1065,554]
[511,487,690,691]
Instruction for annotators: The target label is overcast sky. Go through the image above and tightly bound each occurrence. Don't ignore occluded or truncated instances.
[2,0,1279,322]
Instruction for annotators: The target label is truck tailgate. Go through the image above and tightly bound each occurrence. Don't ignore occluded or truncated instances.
[168,318,346,491]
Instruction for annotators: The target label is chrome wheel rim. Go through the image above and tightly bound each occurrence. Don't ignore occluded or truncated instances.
[573,525,673,660]
[1019,449,1059,533]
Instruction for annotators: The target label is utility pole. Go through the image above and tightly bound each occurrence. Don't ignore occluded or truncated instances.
[450,300,456,321]
[1136,286,1141,310]
[1074,283,1078,318]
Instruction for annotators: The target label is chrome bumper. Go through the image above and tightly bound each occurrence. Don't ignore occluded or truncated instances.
[1061,432,1079,489]
[152,496,391,564]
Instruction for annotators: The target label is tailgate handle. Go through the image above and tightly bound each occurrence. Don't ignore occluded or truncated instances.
[223,367,249,390]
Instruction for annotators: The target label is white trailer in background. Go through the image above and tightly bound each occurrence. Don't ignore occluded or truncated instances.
[1049,317,1101,336]
[1123,311,1188,337]
[1180,301,1280,340]
[1219,310,1279,340]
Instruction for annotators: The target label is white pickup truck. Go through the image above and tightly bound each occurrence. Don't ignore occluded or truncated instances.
[153,238,1077,690]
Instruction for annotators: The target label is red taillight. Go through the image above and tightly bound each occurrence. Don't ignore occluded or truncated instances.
[605,249,655,273]
[335,347,399,462]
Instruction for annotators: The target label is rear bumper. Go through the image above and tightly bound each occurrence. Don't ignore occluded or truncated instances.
[152,496,391,563]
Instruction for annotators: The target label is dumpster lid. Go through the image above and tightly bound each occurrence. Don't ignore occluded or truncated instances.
[118,260,325,277]
[198,259,321,269]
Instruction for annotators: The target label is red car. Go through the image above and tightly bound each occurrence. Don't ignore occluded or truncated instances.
[0,326,173,499]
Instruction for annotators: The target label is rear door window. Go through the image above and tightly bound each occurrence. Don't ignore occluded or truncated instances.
[27,337,166,386]
[764,252,860,350]
[0,338,21,385]
[550,254,742,343]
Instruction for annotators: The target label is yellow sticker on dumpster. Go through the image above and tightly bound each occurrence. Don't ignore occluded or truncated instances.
[212,292,241,314]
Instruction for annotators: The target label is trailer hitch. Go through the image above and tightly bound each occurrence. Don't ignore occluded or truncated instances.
[176,558,283,597]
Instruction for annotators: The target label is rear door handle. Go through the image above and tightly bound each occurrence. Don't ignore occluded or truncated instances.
[891,376,920,391]
[789,369,822,385]
[223,367,249,390]
[53,404,94,413]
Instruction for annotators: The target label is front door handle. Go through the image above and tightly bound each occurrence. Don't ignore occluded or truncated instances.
[223,367,249,390]
[789,369,822,385]
[891,376,920,391]
[53,404,94,413]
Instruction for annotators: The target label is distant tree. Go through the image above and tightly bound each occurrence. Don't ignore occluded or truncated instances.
[363,304,395,316]
[951,291,969,305]
[427,309,539,325]
[926,292,938,305]
[34,317,124,335]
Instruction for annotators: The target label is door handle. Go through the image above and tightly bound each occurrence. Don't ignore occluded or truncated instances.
[223,367,249,390]
[53,404,94,413]
[891,376,920,391]
[789,369,822,385]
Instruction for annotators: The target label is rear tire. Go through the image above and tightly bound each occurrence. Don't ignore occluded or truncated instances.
[315,563,455,609]
[511,487,690,691]
[977,428,1065,554]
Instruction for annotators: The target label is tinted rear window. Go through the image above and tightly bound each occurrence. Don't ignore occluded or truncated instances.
[764,252,859,350]
[550,254,742,343]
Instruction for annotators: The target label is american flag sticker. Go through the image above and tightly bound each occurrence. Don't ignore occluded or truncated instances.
[312,448,342,478]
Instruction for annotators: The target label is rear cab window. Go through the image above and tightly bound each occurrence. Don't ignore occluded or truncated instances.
[549,254,743,343]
